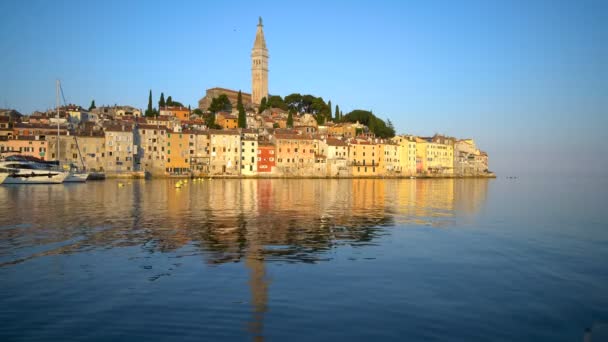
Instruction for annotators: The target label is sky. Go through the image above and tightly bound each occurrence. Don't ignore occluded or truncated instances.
[1,0,606,176]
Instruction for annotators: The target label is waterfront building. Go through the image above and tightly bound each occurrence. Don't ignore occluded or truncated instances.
[453,139,490,176]
[257,140,276,174]
[191,131,211,176]
[348,139,382,177]
[0,135,48,160]
[383,141,400,175]
[241,129,258,176]
[75,132,106,171]
[209,129,241,175]
[273,134,316,176]
[416,136,454,175]
[104,125,134,173]
[47,132,106,171]
[325,138,350,177]
[392,135,417,176]
[166,130,192,175]
[251,17,269,105]
[137,124,167,176]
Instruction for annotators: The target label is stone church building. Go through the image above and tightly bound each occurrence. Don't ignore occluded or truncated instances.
[198,17,269,111]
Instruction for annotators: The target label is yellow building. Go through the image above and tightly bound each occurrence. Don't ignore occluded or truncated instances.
[383,141,400,175]
[416,137,453,175]
[348,139,382,176]
[392,135,417,176]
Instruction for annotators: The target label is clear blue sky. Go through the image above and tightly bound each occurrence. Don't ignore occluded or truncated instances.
[1,0,606,176]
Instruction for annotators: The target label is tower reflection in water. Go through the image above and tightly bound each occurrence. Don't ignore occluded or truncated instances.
[0,178,490,340]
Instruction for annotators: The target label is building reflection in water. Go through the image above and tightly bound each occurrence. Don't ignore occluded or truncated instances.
[0,178,490,340]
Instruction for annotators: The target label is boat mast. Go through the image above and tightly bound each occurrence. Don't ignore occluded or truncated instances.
[56,79,60,163]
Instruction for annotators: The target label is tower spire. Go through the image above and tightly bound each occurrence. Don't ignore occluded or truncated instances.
[251,17,269,105]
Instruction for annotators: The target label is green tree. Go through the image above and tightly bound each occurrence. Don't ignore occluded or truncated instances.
[88,100,96,111]
[387,118,395,133]
[205,112,218,129]
[145,90,154,117]
[267,95,288,110]
[237,90,247,128]
[285,93,303,113]
[166,96,173,106]
[192,108,203,116]
[159,92,165,109]
[207,94,231,113]
[327,100,332,121]
[258,97,267,114]
[315,113,325,125]
[341,109,395,138]
[335,104,340,121]
[287,111,293,128]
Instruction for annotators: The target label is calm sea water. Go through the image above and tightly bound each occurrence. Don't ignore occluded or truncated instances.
[1,177,607,341]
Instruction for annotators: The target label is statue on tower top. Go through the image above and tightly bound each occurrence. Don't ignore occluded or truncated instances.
[258,16,263,26]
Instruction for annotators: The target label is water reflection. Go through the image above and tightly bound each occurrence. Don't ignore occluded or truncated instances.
[0,178,491,267]
[0,178,489,341]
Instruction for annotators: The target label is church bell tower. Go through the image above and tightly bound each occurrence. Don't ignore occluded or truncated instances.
[251,17,269,105]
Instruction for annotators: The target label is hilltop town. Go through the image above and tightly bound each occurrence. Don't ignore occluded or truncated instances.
[0,18,492,179]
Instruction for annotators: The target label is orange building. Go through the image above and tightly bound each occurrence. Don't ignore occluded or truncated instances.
[216,112,238,129]
[160,106,190,122]
[0,136,49,159]
[257,142,276,173]
[274,134,316,172]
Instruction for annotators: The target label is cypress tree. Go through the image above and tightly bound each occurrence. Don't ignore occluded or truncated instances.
[287,111,293,128]
[258,97,267,114]
[335,105,340,121]
[89,100,96,111]
[146,90,153,117]
[237,90,247,128]
[159,92,165,109]
[328,100,332,121]
[166,95,173,106]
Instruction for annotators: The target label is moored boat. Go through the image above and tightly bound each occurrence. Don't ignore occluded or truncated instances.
[0,161,68,184]
[64,171,89,183]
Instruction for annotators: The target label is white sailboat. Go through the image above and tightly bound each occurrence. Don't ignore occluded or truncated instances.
[55,80,88,183]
